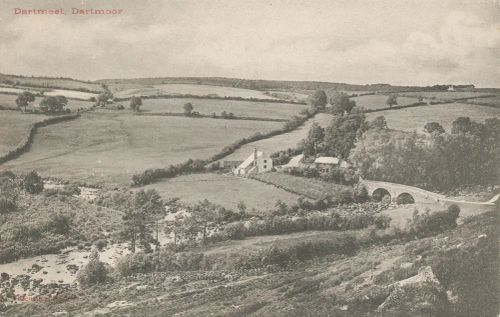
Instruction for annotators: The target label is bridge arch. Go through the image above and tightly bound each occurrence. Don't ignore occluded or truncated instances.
[396,192,415,204]
[372,188,391,202]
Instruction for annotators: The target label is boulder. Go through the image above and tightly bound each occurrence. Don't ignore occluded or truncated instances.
[377,266,449,316]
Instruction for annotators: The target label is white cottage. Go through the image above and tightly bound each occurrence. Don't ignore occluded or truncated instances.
[234,148,273,176]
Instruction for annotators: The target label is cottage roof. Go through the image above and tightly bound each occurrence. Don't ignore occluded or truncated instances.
[314,157,339,165]
[237,150,264,169]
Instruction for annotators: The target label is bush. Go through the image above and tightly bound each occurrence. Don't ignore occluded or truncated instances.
[353,184,369,203]
[23,171,44,194]
[407,207,460,238]
[77,249,109,286]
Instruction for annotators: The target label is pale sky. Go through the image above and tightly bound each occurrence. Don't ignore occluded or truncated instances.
[1,0,499,87]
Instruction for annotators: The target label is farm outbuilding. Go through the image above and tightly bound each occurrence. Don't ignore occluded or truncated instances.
[234,148,273,176]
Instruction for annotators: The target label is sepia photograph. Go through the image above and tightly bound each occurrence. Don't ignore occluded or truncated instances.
[0,0,498,316]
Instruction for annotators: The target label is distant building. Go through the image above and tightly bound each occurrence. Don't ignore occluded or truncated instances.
[314,156,350,173]
[234,148,273,176]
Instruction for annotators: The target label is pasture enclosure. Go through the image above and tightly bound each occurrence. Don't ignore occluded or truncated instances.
[0,111,46,156]
[43,89,97,100]
[351,95,421,110]
[139,98,308,120]
[252,172,351,200]
[221,113,333,161]
[113,83,276,99]
[143,173,300,212]
[367,103,500,133]
[3,111,282,185]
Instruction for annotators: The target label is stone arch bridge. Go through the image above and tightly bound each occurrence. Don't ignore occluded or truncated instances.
[360,179,498,214]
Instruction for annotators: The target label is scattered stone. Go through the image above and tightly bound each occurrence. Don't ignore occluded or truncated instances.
[478,234,487,239]
[66,264,79,273]
[136,285,149,291]
[378,266,447,315]
[52,312,68,316]
[339,305,348,311]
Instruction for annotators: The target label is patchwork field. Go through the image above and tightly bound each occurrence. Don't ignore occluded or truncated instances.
[367,103,500,133]
[0,75,102,92]
[0,93,95,111]
[143,173,299,212]
[138,98,307,119]
[221,113,333,161]
[0,111,46,156]
[397,91,495,100]
[114,83,276,99]
[351,94,421,110]
[2,111,282,185]
[252,172,351,199]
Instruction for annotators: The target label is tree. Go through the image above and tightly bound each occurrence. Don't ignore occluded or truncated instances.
[96,91,113,106]
[308,90,327,110]
[368,116,388,130]
[129,96,142,112]
[15,91,35,111]
[23,171,44,194]
[183,102,194,116]
[424,122,445,134]
[39,96,66,113]
[77,248,108,286]
[303,122,325,155]
[134,189,164,251]
[386,94,398,108]
[329,92,356,115]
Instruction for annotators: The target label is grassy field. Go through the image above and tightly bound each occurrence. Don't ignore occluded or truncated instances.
[2,111,282,185]
[143,173,299,212]
[252,172,351,199]
[137,98,307,119]
[0,111,47,156]
[464,96,500,108]
[397,91,495,100]
[114,83,276,99]
[0,93,94,111]
[367,102,500,132]
[221,113,333,161]
[351,94,421,110]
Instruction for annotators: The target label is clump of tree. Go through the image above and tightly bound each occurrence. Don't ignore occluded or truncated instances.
[39,95,68,113]
[129,96,142,112]
[15,91,36,111]
[23,171,44,194]
[308,90,327,110]
[349,117,500,191]
[323,113,367,159]
[77,248,109,286]
[329,92,356,115]
[386,94,398,108]
[302,122,325,156]
[183,102,194,116]
[96,91,114,106]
